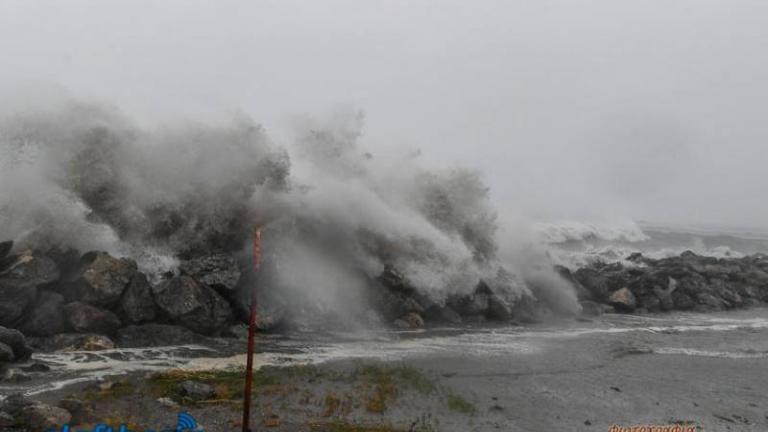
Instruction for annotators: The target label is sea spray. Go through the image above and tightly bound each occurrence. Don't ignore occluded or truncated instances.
[0,96,581,321]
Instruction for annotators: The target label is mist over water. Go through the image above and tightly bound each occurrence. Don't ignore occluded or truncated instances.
[0,95,579,316]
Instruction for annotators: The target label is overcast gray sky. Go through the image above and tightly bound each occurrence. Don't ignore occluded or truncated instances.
[1,0,767,229]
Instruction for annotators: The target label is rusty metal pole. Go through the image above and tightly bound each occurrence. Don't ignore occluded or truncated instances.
[242,226,262,432]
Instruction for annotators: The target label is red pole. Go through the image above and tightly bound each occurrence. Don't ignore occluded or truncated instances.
[242,226,262,432]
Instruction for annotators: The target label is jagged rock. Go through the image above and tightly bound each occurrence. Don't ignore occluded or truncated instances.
[180,253,241,292]
[0,251,59,286]
[486,294,513,321]
[672,292,695,310]
[116,324,209,348]
[743,298,762,307]
[179,380,215,401]
[20,403,72,430]
[0,252,60,326]
[638,294,661,312]
[735,284,761,300]
[423,304,462,324]
[19,291,66,336]
[579,300,603,317]
[719,288,743,308]
[510,297,546,323]
[447,284,491,317]
[607,288,636,312]
[394,312,424,329]
[63,302,122,335]
[554,265,592,300]
[152,276,234,335]
[119,272,157,324]
[67,252,136,308]
[0,240,12,261]
[0,327,32,360]
[378,266,415,293]
[378,290,425,319]
[573,268,611,301]
[695,293,725,310]
[0,342,14,362]
[626,252,647,263]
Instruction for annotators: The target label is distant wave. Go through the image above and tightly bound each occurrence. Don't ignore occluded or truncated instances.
[533,221,650,244]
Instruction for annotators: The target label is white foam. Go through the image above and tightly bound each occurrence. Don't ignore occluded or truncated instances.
[654,347,768,359]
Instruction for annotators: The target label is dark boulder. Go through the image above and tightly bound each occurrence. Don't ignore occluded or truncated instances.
[423,304,462,324]
[636,294,661,312]
[179,380,215,401]
[19,291,66,337]
[447,283,492,317]
[152,276,234,335]
[735,284,761,300]
[378,289,426,320]
[719,288,743,308]
[0,252,60,326]
[510,296,548,323]
[378,266,416,293]
[0,327,32,360]
[0,240,12,261]
[0,342,14,362]
[67,252,136,308]
[63,302,122,335]
[20,403,72,430]
[554,265,592,300]
[675,273,710,296]
[579,300,603,317]
[695,292,725,310]
[118,272,157,324]
[486,294,513,321]
[626,252,648,264]
[742,268,768,289]
[672,291,695,310]
[179,253,241,292]
[573,268,611,301]
[42,247,82,275]
[116,324,210,348]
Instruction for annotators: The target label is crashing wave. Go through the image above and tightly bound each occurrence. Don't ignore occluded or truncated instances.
[0,97,581,317]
